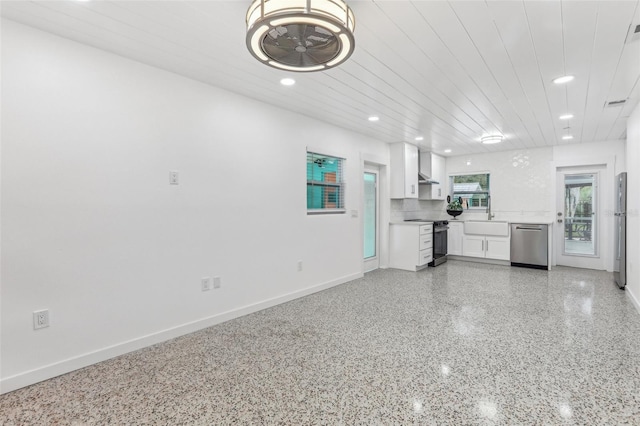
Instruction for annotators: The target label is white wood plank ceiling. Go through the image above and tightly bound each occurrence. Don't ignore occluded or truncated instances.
[2,0,639,156]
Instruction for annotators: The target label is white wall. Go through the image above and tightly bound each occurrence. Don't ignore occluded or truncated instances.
[445,142,626,271]
[0,20,390,392]
[553,141,625,175]
[552,140,625,272]
[626,103,640,310]
[447,147,555,222]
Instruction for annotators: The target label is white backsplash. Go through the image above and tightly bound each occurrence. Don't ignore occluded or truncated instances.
[391,199,447,221]
[392,143,626,224]
[390,145,554,222]
[446,148,555,223]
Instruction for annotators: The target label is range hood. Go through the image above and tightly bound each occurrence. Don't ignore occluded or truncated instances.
[418,151,440,184]
[418,171,439,185]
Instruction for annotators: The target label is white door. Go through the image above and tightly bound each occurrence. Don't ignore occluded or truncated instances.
[363,166,379,272]
[462,235,485,258]
[485,236,510,261]
[555,167,604,269]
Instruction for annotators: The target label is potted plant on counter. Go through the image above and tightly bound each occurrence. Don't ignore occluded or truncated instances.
[446,196,463,219]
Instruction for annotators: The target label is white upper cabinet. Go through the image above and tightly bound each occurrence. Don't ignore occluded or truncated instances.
[390,142,419,199]
[419,152,446,200]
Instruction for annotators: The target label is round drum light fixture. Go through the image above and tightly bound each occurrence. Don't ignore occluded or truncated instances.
[246,0,355,72]
[481,135,504,144]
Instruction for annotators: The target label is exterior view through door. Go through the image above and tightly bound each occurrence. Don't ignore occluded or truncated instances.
[364,169,379,272]
[556,168,603,270]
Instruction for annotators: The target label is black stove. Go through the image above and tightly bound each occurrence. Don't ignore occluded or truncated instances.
[404,219,449,266]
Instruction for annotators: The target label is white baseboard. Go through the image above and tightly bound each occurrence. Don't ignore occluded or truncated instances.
[1,272,362,394]
[627,287,640,315]
[447,255,511,267]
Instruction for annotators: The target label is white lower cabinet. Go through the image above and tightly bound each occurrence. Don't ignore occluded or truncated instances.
[389,223,433,271]
[462,235,485,258]
[447,221,463,255]
[462,235,510,260]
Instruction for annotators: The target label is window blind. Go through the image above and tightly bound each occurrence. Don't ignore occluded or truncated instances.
[307,151,345,214]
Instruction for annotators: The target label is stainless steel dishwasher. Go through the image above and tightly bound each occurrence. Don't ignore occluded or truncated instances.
[510,224,548,269]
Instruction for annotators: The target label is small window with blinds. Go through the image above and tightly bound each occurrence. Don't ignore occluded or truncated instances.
[307,151,345,214]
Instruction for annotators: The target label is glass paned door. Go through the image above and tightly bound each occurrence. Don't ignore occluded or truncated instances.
[364,172,377,259]
[555,166,604,270]
[563,173,597,256]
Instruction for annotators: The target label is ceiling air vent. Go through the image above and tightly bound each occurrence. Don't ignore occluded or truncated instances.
[605,99,627,107]
[625,23,640,43]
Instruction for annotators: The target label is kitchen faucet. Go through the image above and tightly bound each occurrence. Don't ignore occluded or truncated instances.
[487,195,495,220]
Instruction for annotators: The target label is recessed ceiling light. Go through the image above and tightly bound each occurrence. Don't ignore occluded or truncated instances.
[562,135,574,140]
[415,136,424,141]
[466,160,472,166]
[368,116,380,122]
[444,149,452,153]
[559,114,574,120]
[553,75,574,84]
[280,77,295,86]
[481,135,503,144]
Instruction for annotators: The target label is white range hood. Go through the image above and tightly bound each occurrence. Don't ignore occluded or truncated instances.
[418,151,440,185]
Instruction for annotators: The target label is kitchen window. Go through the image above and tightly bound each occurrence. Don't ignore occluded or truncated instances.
[450,173,490,209]
[307,151,345,214]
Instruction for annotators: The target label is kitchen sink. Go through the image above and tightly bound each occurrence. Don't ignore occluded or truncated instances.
[464,220,509,236]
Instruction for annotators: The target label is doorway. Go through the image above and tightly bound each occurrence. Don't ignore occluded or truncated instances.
[364,166,379,272]
[555,167,604,270]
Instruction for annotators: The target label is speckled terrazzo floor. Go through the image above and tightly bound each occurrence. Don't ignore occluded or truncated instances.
[2,261,640,425]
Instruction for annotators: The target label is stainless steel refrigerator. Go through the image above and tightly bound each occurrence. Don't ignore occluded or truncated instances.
[614,172,627,288]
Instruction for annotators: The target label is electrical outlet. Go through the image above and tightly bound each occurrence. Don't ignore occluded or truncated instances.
[169,170,179,185]
[33,310,49,330]
[213,276,221,289]
[297,260,303,272]
[201,277,212,291]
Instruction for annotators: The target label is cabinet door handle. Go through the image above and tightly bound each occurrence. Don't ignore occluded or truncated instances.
[481,240,484,251]
[486,240,489,251]
[411,184,415,194]
[438,188,441,197]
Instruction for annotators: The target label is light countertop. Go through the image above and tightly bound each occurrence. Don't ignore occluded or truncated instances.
[394,219,554,225]
[450,219,554,225]
[390,221,434,225]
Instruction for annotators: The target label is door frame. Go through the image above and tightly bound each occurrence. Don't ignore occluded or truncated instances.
[551,156,615,271]
[361,155,389,272]
[363,166,380,272]
[555,167,602,269]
